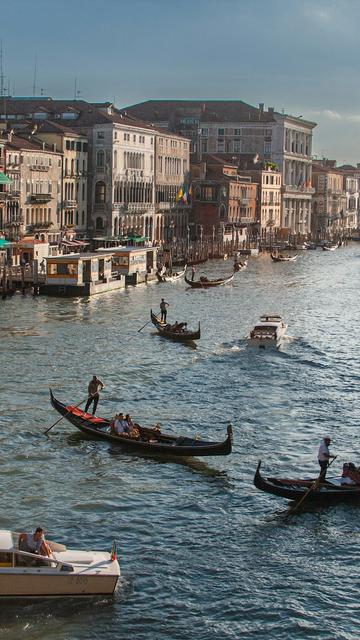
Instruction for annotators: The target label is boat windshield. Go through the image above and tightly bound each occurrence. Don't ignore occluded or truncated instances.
[253,326,277,339]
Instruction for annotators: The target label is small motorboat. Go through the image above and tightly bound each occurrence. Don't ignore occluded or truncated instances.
[270,253,298,262]
[249,314,287,349]
[0,530,120,597]
[234,259,248,272]
[322,242,339,251]
[254,461,360,505]
[156,265,187,283]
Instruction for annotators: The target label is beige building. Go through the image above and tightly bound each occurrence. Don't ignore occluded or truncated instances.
[241,167,282,238]
[6,133,62,241]
[312,163,347,239]
[154,132,190,243]
[32,122,88,235]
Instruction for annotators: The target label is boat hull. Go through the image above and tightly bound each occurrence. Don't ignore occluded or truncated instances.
[150,310,200,341]
[0,573,119,597]
[49,390,232,457]
[254,461,360,504]
[184,272,235,288]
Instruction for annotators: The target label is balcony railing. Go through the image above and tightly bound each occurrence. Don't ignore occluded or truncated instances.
[30,164,49,172]
[63,200,77,208]
[283,184,315,194]
[29,193,52,203]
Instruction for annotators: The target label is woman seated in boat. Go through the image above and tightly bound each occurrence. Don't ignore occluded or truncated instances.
[111,412,129,436]
[200,276,209,282]
[341,462,360,485]
[125,414,140,439]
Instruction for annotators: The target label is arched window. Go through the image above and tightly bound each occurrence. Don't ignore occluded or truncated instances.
[96,216,104,229]
[114,150,117,170]
[95,181,106,203]
[97,150,105,169]
[114,217,118,236]
[82,211,85,226]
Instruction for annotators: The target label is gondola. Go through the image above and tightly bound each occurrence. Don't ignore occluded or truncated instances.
[270,253,298,262]
[156,265,187,283]
[234,260,248,272]
[254,461,360,504]
[49,390,232,457]
[322,243,339,251]
[184,271,235,288]
[150,310,200,341]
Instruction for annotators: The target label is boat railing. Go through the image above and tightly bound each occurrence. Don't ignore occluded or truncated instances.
[3,548,75,571]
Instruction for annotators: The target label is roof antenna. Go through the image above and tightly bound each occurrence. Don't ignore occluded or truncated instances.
[0,40,4,98]
[32,53,37,97]
[74,78,81,101]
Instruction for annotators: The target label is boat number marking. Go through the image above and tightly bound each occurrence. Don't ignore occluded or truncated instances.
[69,576,89,585]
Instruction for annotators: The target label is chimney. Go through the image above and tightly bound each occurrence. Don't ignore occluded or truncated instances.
[53,143,57,152]
[268,107,274,113]
[42,141,45,150]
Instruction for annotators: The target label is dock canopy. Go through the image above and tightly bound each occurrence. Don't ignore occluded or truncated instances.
[0,173,12,185]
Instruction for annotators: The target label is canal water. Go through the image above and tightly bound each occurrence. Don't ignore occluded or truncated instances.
[0,245,359,639]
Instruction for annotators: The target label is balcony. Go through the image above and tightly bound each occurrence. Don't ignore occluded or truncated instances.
[63,200,77,208]
[283,184,315,194]
[29,193,52,203]
[30,164,49,172]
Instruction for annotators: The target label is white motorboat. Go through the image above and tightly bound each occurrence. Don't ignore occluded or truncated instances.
[0,530,120,597]
[249,314,287,350]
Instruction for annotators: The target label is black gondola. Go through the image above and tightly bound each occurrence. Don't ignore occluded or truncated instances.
[184,271,235,288]
[270,253,298,262]
[150,310,200,342]
[50,390,232,457]
[254,460,360,504]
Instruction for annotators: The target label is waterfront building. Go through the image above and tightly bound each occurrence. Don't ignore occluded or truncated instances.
[92,122,190,244]
[0,138,12,234]
[123,100,317,239]
[4,133,62,243]
[190,155,257,244]
[0,98,190,245]
[311,162,347,239]
[42,251,124,296]
[239,165,282,242]
[337,165,360,233]
[96,245,158,284]
[30,122,88,236]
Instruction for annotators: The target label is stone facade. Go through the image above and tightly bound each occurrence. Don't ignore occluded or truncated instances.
[33,123,88,235]
[311,164,347,238]
[5,134,62,240]
[240,168,282,238]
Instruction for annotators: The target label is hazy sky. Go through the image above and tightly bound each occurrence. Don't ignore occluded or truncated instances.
[3,0,360,164]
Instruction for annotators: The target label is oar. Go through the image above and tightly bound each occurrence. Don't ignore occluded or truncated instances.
[285,456,337,517]
[138,313,162,333]
[44,395,91,436]
[138,320,151,333]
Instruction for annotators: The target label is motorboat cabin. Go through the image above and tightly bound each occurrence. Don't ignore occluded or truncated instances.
[0,530,120,597]
[249,314,287,349]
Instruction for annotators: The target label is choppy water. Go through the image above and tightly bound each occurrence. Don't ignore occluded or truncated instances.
[0,245,360,639]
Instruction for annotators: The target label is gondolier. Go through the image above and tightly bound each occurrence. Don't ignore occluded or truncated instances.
[84,375,104,415]
[160,298,169,322]
[318,436,336,480]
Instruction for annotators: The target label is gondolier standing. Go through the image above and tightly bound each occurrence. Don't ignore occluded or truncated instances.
[85,375,104,415]
[160,298,169,322]
[191,266,196,281]
[318,436,336,480]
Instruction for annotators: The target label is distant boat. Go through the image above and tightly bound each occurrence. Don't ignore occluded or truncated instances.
[270,253,298,262]
[184,271,235,288]
[249,314,287,350]
[156,265,187,283]
[322,243,339,251]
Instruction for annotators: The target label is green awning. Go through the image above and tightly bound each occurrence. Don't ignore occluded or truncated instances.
[0,173,12,185]
[0,238,11,248]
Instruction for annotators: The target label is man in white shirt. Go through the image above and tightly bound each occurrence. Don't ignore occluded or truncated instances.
[318,436,336,480]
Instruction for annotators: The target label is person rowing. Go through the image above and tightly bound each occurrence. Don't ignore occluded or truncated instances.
[84,375,104,415]
[318,436,336,481]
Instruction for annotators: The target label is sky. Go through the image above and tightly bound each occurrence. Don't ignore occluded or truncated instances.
[2,0,360,164]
